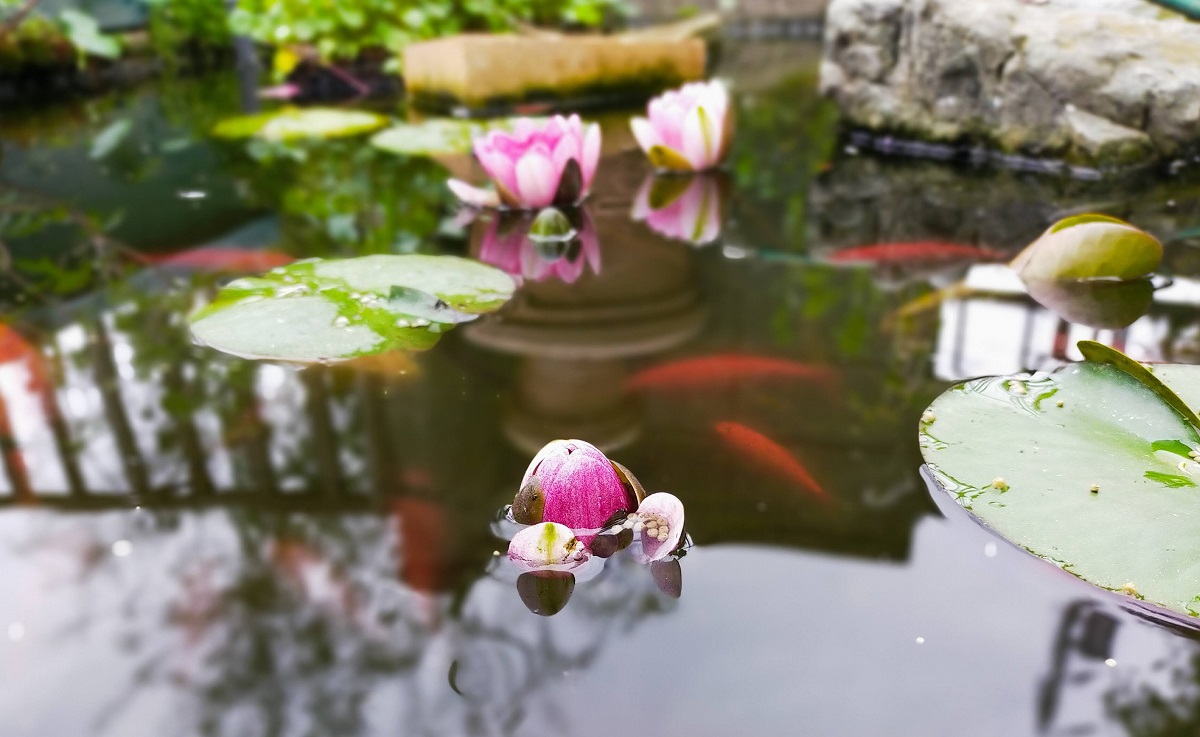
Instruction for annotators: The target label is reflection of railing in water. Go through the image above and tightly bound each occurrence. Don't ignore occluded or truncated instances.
[933,266,1200,382]
[0,310,427,506]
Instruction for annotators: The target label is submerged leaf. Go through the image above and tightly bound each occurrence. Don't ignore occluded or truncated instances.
[920,360,1200,619]
[1010,214,1162,281]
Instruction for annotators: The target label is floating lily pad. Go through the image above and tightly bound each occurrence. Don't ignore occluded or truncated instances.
[212,108,388,142]
[1010,214,1162,281]
[921,357,1200,620]
[190,255,516,362]
[370,117,538,156]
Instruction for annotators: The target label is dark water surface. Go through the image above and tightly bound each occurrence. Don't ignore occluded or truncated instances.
[3,40,1200,737]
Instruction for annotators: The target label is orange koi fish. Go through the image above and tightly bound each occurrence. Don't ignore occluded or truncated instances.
[628,355,840,393]
[828,242,1003,264]
[147,247,294,273]
[714,421,828,501]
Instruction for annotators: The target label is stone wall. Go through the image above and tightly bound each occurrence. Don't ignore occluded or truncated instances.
[819,0,1200,166]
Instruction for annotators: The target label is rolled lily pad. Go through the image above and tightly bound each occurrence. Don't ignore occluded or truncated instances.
[1010,214,1162,281]
[920,356,1200,620]
[212,108,388,142]
[189,255,516,362]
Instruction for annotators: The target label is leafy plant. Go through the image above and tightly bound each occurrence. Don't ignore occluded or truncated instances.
[229,0,624,73]
[144,0,232,55]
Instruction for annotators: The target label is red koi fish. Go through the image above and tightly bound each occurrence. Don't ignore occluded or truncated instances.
[146,247,294,274]
[391,498,448,595]
[628,355,840,393]
[828,242,1003,264]
[714,421,829,502]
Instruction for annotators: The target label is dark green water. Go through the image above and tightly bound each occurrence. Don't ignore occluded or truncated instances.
[2,39,1200,736]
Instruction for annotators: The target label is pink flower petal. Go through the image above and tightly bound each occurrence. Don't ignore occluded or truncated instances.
[507,522,591,573]
[475,142,520,196]
[632,492,684,562]
[447,179,500,209]
[519,439,634,543]
[681,105,715,170]
[514,148,559,208]
[581,123,601,193]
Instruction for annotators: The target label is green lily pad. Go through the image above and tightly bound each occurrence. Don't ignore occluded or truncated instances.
[920,356,1200,619]
[189,255,517,362]
[1010,214,1162,281]
[370,120,484,155]
[369,117,537,157]
[212,108,388,142]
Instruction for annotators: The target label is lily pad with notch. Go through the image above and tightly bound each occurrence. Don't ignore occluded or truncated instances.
[189,255,516,362]
[920,343,1200,622]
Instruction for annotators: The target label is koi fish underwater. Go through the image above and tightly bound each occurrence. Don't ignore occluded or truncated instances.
[827,242,1003,264]
[628,355,840,393]
[714,421,829,502]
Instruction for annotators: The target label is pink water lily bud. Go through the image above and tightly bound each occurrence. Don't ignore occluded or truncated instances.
[507,522,590,572]
[631,80,733,172]
[477,209,601,285]
[624,492,685,563]
[632,173,725,245]
[513,439,636,543]
[454,115,602,210]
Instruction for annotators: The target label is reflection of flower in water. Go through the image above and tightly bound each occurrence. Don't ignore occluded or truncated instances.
[632,174,724,246]
[477,209,601,285]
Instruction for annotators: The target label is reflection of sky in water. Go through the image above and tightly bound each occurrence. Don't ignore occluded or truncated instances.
[0,507,1193,736]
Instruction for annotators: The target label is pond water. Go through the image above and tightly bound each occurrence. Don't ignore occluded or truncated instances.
[3,39,1200,737]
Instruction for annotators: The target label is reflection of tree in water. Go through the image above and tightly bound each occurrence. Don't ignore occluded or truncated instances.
[1107,647,1200,737]
[58,507,677,737]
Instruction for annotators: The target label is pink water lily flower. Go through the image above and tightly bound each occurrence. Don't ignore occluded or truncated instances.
[477,209,601,285]
[512,439,636,543]
[449,115,602,210]
[631,80,733,172]
[632,173,724,245]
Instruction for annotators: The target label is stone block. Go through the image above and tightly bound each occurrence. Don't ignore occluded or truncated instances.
[404,33,706,113]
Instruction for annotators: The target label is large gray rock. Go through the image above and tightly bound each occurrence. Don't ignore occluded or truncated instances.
[819,0,1200,165]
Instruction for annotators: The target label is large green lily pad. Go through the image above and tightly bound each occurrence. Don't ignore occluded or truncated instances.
[213,108,388,142]
[921,359,1200,619]
[190,256,516,362]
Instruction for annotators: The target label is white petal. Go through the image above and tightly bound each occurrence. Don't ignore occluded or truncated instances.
[630,117,663,154]
[681,106,715,170]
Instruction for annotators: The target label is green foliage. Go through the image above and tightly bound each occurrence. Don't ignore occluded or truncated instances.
[58,8,121,60]
[0,14,75,72]
[229,0,624,71]
[145,0,233,54]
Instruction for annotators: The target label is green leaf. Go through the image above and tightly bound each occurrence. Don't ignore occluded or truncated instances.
[189,255,517,362]
[212,108,388,142]
[1077,340,1200,433]
[1010,213,1162,281]
[60,9,122,59]
[921,360,1200,619]
[369,117,535,157]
